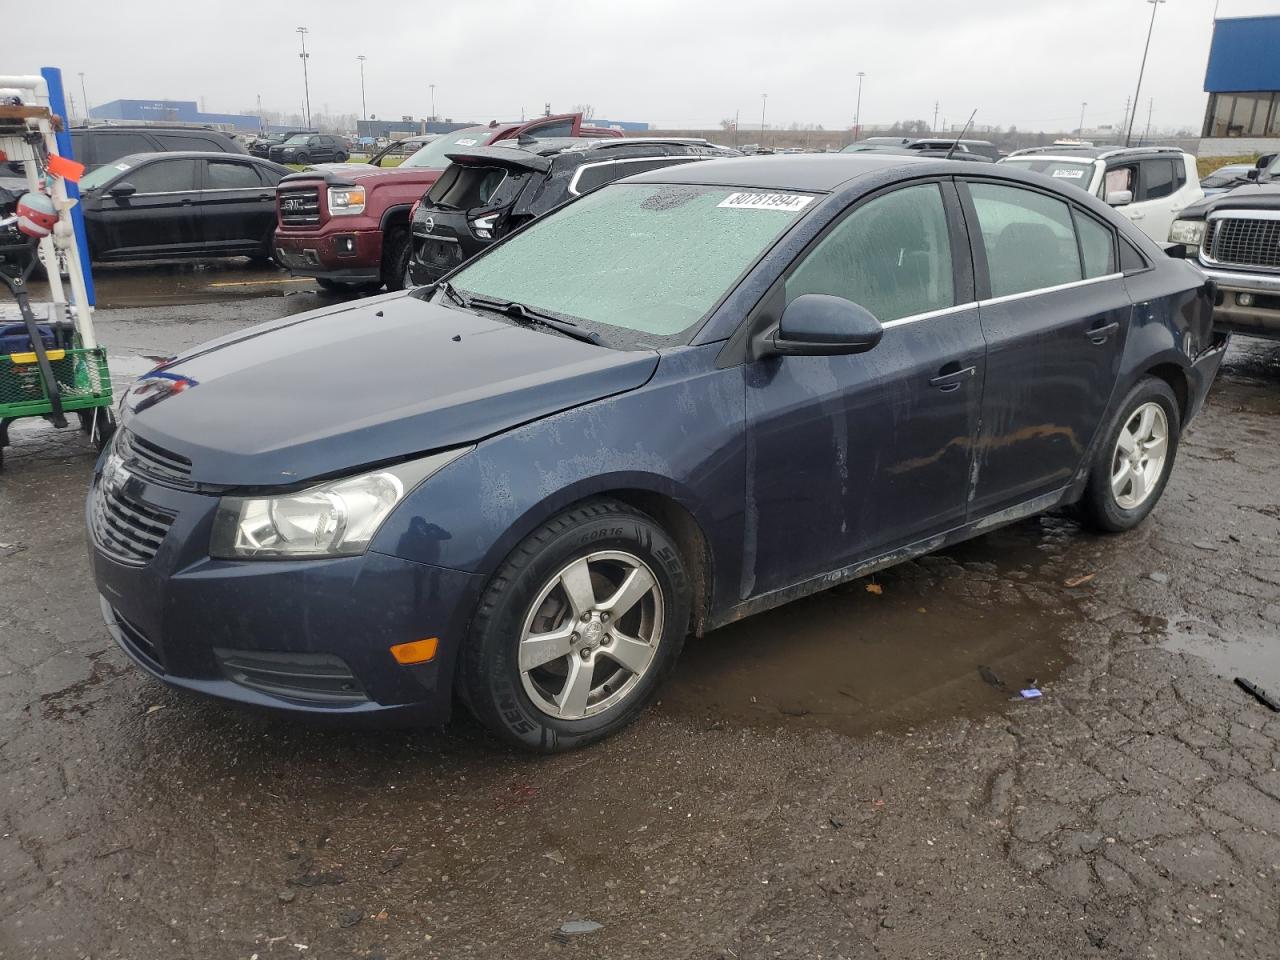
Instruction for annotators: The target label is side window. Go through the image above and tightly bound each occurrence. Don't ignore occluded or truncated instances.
[92,132,157,166]
[1172,158,1187,191]
[205,160,263,189]
[128,159,199,193]
[1141,159,1176,201]
[157,134,223,152]
[1119,237,1148,273]
[1073,210,1115,278]
[785,182,955,322]
[968,182,1081,297]
[256,164,284,186]
[1104,165,1135,200]
[570,161,618,195]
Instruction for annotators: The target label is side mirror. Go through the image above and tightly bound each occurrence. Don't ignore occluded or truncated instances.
[109,182,137,198]
[1246,168,1261,181]
[761,294,884,358]
[1106,189,1133,207]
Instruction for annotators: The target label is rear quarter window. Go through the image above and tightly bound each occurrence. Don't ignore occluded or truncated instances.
[157,134,227,152]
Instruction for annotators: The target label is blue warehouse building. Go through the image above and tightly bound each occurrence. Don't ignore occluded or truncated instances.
[1203,16,1280,139]
[88,99,262,133]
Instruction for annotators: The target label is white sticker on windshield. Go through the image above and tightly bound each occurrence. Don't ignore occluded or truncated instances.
[718,192,814,212]
[454,138,479,147]
[1051,168,1086,179]
[114,162,131,171]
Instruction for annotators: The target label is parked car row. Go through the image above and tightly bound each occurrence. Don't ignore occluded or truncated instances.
[91,153,1227,749]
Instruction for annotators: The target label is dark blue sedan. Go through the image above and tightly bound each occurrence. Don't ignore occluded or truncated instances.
[88,154,1228,750]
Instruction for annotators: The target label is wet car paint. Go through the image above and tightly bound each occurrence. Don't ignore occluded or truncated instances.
[88,157,1226,724]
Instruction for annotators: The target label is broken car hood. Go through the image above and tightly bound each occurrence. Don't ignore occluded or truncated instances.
[125,292,658,487]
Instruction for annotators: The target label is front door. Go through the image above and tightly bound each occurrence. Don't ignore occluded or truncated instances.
[960,179,1130,514]
[90,157,200,258]
[743,180,985,598]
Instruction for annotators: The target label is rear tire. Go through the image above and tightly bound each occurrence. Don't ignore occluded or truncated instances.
[381,229,412,292]
[294,152,310,164]
[1080,377,1180,533]
[461,499,692,752]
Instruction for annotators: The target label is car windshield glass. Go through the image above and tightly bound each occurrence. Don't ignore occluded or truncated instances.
[1267,156,1280,178]
[400,129,490,169]
[450,183,812,344]
[1000,158,1095,188]
[80,159,134,191]
[284,135,310,145]
[1202,166,1248,187]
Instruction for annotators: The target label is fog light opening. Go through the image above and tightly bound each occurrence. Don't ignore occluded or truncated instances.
[1237,292,1255,308]
[390,637,439,665]
[334,235,357,256]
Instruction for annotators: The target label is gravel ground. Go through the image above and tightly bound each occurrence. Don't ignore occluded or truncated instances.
[1,286,1278,959]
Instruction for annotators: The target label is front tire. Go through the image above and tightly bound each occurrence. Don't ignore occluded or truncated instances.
[461,499,692,752]
[1080,377,1180,532]
[381,229,411,292]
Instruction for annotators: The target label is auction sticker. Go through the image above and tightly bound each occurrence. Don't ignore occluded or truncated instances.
[718,192,814,212]
[1051,168,1087,179]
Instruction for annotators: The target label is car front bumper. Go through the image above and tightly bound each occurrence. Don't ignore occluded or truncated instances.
[1198,264,1280,340]
[87,462,483,725]
[275,228,383,283]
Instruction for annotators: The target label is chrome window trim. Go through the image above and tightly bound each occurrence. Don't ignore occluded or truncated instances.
[978,272,1123,308]
[880,302,977,329]
[567,155,699,197]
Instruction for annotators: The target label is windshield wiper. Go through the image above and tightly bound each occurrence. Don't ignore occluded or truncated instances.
[466,295,602,346]
[434,279,470,308]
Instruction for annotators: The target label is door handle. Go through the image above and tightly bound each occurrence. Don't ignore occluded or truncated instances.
[1085,321,1120,344]
[258,195,273,201]
[180,198,193,206]
[929,364,976,392]
[1128,211,1145,220]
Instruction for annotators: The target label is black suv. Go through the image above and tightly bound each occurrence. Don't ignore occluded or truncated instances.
[249,130,318,159]
[69,125,247,171]
[406,138,738,286]
[267,134,348,164]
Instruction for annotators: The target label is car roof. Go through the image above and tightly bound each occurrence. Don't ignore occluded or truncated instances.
[1006,145,1186,160]
[110,151,281,164]
[623,152,938,191]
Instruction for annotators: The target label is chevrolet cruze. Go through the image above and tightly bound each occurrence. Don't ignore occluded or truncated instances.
[89,154,1227,751]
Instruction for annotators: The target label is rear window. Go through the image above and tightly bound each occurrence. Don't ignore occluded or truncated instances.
[157,133,226,152]
[427,165,508,209]
[401,129,491,170]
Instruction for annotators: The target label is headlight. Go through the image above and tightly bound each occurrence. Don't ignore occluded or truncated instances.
[210,446,471,560]
[1169,219,1206,246]
[328,186,366,215]
[470,213,498,239]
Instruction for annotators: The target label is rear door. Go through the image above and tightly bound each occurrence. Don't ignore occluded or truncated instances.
[744,179,985,595]
[960,178,1130,514]
[197,158,278,249]
[91,157,201,257]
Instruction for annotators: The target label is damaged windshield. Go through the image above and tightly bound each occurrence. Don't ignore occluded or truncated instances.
[448,182,813,344]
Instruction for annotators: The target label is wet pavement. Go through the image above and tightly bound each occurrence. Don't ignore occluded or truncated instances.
[2,279,1280,958]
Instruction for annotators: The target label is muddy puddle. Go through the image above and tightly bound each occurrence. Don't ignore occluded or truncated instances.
[1162,620,1280,692]
[662,518,1080,736]
[33,260,327,308]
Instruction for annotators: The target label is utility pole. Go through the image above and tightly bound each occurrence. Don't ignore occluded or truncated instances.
[933,101,940,135]
[854,72,866,141]
[1142,98,1154,144]
[77,72,88,122]
[1078,101,1087,136]
[296,26,312,129]
[256,93,263,132]
[1126,0,1165,146]
[734,108,739,149]
[1121,95,1131,138]
[429,84,436,123]
[357,56,367,122]
[761,93,768,146]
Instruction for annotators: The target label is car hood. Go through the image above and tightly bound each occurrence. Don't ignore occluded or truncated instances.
[1180,180,1280,219]
[125,292,659,487]
[280,165,444,187]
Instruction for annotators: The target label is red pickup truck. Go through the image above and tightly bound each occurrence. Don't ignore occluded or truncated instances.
[273,113,619,292]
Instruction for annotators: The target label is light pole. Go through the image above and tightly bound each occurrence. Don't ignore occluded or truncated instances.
[1078,101,1087,136]
[761,93,768,147]
[296,26,312,129]
[854,71,866,141]
[429,83,436,123]
[78,72,88,122]
[357,55,367,122]
[1125,0,1165,146]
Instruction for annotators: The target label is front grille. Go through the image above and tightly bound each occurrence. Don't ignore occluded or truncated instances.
[278,186,321,226]
[89,477,176,566]
[116,429,193,489]
[214,649,369,704]
[1205,216,1280,271]
[114,609,163,671]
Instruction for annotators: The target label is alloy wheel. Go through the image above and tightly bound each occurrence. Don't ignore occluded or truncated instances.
[518,550,664,720]
[1111,401,1169,510]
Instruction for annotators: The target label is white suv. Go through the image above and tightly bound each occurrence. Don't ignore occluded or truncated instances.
[999,147,1203,247]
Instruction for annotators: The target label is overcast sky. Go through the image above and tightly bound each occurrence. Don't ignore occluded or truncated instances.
[8,0,1280,132]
